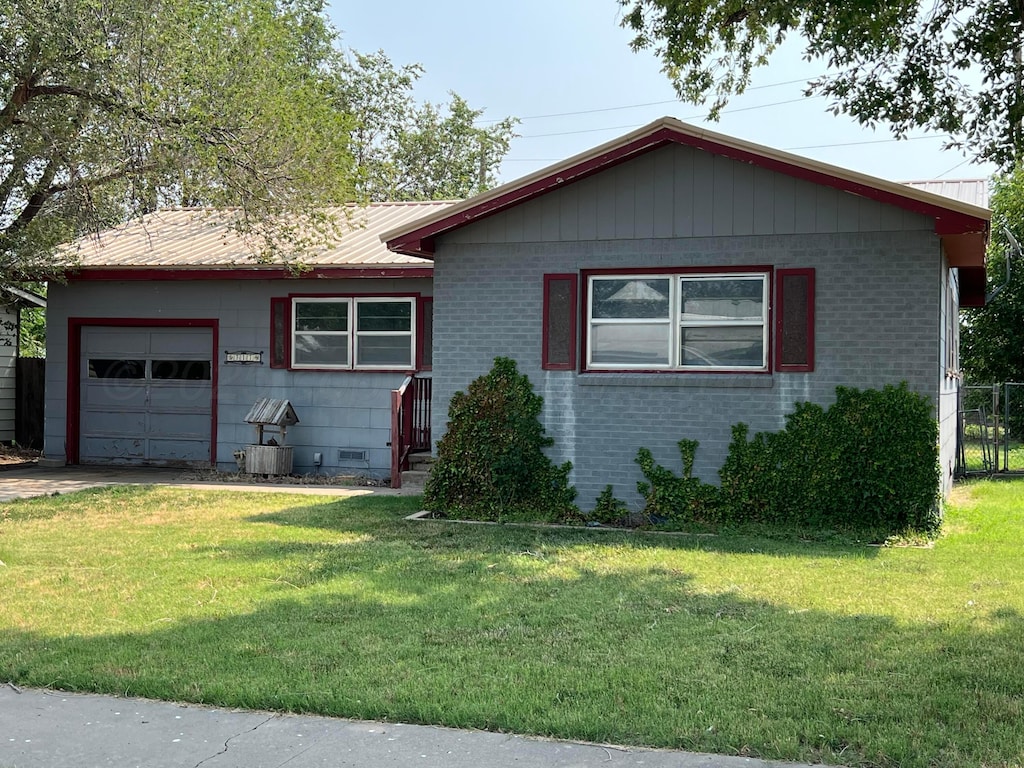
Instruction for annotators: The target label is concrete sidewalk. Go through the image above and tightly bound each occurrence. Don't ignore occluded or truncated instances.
[0,465,402,503]
[0,687,815,768]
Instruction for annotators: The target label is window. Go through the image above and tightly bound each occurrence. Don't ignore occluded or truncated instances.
[586,272,769,371]
[774,268,815,372]
[290,296,416,370]
[543,274,577,370]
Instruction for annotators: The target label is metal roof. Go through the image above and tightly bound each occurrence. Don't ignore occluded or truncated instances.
[64,201,456,270]
[902,179,990,210]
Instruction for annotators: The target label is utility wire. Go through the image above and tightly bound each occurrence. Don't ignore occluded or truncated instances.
[515,95,825,139]
[475,77,813,123]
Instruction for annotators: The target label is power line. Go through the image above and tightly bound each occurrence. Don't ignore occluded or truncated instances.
[475,77,813,124]
[516,96,822,139]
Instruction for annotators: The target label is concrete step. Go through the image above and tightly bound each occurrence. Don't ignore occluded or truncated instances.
[408,453,436,472]
[400,469,431,489]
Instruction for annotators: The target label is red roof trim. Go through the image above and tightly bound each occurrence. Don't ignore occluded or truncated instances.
[64,266,432,281]
[386,124,988,258]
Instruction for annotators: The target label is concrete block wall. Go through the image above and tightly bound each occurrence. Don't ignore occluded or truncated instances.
[45,277,431,477]
[431,230,942,511]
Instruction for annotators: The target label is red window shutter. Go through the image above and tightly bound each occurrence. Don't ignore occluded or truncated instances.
[775,268,814,372]
[419,297,433,371]
[270,297,290,369]
[543,274,578,370]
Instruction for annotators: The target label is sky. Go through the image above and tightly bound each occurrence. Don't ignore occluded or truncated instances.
[326,0,997,188]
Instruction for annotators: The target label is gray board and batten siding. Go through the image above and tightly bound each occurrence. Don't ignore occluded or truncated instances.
[430,143,954,509]
[44,276,431,475]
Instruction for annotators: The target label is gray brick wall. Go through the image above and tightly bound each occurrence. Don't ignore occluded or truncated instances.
[431,231,942,510]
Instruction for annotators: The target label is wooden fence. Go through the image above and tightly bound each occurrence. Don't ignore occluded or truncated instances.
[16,357,44,449]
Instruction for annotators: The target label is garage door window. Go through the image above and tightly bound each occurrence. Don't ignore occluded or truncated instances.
[89,359,145,379]
[152,360,213,380]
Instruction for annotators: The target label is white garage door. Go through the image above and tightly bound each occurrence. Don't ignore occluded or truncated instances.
[80,326,213,466]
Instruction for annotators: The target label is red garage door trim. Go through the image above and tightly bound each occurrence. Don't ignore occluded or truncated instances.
[66,317,219,465]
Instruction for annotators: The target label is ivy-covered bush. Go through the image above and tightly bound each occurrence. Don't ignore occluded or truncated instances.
[635,440,720,525]
[718,384,941,534]
[423,357,578,522]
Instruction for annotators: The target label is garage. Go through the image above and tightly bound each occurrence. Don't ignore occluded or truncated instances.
[78,325,214,466]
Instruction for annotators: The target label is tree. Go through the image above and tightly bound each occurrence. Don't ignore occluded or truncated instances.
[0,0,355,283]
[961,170,1024,384]
[618,0,1024,168]
[333,50,518,201]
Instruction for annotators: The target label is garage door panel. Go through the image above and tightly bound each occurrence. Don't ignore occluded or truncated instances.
[147,438,211,462]
[81,437,146,460]
[82,383,149,409]
[84,331,151,356]
[81,410,148,434]
[148,412,211,436]
[151,330,213,355]
[148,385,212,409]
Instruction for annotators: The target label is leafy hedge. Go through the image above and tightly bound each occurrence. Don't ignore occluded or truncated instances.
[423,357,578,522]
[635,384,942,535]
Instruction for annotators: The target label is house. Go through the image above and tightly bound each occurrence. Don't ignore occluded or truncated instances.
[40,202,451,476]
[1,285,46,444]
[383,117,990,507]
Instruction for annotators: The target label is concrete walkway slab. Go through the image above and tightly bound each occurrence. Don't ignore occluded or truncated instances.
[0,687,815,768]
[0,466,401,503]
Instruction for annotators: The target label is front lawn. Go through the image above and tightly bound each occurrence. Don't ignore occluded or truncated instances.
[1,482,1022,767]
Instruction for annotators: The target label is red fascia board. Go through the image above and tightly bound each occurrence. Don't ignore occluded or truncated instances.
[65,267,433,281]
[387,126,988,257]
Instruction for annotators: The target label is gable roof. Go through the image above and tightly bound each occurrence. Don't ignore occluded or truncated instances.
[382,117,990,271]
[63,201,455,280]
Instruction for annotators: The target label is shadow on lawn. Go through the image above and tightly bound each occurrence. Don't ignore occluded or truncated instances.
[3,496,1021,766]
[1,563,1021,768]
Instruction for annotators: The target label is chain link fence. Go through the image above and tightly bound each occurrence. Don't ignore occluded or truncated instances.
[958,382,1024,475]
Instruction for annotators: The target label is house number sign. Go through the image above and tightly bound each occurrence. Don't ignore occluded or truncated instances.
[224,350,264,365]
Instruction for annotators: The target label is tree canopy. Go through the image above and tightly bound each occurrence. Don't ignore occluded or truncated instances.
[0,1,516,283]
[1,0,356,281]
[619,0,1024,168]
[334,50,517,201]
[961,170,1024,384]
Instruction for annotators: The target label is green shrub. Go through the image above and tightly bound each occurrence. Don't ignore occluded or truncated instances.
[423,357,578,522]
[635,440,720,524]
[717,384,941,534]
[590,485,631,526]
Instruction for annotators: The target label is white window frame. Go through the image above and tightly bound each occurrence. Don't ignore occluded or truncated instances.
[291,296,416,370]
[586,272,769,371]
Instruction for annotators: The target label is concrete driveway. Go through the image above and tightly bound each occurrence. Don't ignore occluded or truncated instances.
[0,465,393,503]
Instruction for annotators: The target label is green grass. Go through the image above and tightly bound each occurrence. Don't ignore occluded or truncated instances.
[1,482,1023,767]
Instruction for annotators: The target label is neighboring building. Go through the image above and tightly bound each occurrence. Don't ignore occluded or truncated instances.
[0,286,46,443]
[41,202,450,476]
[384,117,990,507]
